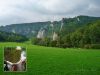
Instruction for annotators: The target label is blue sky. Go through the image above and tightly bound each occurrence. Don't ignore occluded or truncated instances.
[0,0,100,25]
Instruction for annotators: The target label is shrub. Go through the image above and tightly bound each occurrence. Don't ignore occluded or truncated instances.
[84,44,91,49]
[84,44,100,49]
[90,44,100,49]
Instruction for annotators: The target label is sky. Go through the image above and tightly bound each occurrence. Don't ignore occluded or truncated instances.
[0,0,100,26]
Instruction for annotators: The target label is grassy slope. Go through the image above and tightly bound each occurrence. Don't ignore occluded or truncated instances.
[0,42,100,75]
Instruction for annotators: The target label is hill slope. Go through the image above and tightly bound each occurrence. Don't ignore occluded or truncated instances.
[0,15,100,38]
[63,20,100,48]
[31,20,100,48]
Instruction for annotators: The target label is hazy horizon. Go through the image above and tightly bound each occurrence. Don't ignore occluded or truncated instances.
[0,0,100,26]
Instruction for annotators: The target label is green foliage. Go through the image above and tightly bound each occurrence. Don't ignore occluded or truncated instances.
[61,15,100,36]
[90,44,100,49]
[65,20,100,48]
[0,31,28,42]
[84,44,100,49]
[31,20,100,49]
[31,37,51,46]
[0,15,100,38]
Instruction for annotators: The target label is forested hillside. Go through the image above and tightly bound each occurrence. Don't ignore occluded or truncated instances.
[0,15,100,38]
[0,15,100,48]
[63,20,100,48]
[32,20,100,49]
[0,31,28,42]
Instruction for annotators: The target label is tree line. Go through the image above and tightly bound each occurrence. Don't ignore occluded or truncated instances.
[0,31,28,42]
[32,20,100,49]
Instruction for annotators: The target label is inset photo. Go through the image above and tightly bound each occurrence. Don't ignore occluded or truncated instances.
[4,46,27,72]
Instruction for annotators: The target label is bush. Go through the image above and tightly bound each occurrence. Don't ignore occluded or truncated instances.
[84,44,91,49]
[90,44,100,49]
[84,44,100,49]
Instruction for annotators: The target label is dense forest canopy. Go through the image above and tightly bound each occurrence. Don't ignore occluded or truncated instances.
[32,19,100,49]
[0,31,28,42]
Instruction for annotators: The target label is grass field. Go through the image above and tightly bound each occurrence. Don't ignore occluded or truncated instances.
[0,42,100,75]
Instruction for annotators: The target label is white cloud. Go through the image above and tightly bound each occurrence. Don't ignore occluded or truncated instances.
[0,0,100,25]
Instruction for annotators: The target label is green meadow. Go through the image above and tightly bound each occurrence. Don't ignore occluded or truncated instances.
[0,42,100,75]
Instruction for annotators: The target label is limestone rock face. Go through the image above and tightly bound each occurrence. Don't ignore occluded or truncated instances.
[37,29,45,39]
[53,32,58,41]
